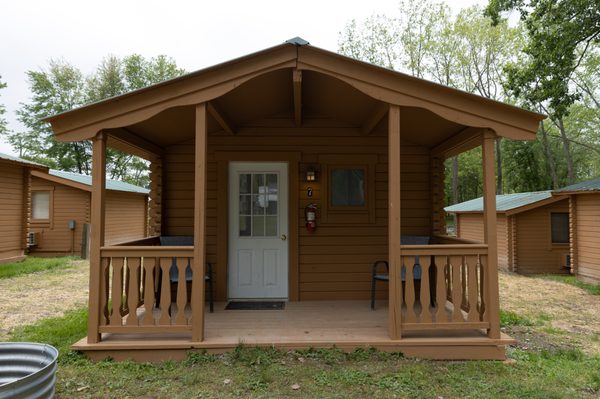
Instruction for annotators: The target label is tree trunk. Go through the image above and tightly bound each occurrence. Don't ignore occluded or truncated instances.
[452,156,459,203]
[539,120,559,189]
[495,138,503,194]
[557,118,575,184]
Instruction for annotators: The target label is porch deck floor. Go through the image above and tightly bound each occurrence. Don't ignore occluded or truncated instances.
[74,301,514,361]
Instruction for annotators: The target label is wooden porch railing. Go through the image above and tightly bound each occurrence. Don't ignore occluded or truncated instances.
[399,244,489,332]
[98,246,196,334]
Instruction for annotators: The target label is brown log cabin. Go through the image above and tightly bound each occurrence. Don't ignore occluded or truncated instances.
[28,169,149,257]
[44,38,545,361]
[554,177,600,284]
[0,153,47,263]
[446,191,571,275]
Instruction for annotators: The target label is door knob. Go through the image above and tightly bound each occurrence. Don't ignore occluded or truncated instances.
[280,234,287,241]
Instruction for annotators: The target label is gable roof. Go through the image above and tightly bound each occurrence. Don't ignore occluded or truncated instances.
[553,176,600,194]
[444,191,562,215]
[0,152,48,170]
[32,169,149,195]
[45,38,545,148]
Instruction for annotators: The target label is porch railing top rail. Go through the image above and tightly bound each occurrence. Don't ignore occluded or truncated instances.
[111,236,161,247]
[400,244,487,256]
[432,234,482,245]
[100,245,194,258]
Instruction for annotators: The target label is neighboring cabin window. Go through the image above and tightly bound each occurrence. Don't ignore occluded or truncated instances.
[31,191,51,221]
[550,212,569,244]
[330,168,366,207]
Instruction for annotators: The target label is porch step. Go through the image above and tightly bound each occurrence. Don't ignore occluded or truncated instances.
[72,332,515,362]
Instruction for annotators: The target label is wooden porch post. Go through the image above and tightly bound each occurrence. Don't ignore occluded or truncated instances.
[388,104,402,339]
[482,130,501,339]
[149,157,163,236]
[192,103,207,341]
[431,156,446,236]
[88,132,107,344]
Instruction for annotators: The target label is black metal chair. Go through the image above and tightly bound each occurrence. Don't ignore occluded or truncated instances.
[158,236,214,313]
[370,235,430,310]
[371,260,389,310]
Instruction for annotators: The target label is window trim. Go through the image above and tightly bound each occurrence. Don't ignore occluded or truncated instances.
[549,211,569,246]
[31,188,53,226]
[319,154,377,225]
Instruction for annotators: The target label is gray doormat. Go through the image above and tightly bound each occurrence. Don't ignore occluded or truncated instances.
[225,301,285,310]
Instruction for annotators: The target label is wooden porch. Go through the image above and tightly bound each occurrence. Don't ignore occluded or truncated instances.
[73,300,514,361]
[72,236,514,360]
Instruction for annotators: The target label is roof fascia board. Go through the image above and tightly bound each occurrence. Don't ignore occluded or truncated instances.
[31,169,148,196]
[0,158,48,171]
[504,195,567,215]
[49,45,298,142]
[553,190,600,196]
[296,46,543,141]
[446,195,565,215]
[31,170,92,192]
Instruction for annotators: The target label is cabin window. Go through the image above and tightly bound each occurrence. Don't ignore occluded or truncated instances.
[330,168,365,207]
[550,212,569,244]
[31,191,51,221]
[318,154,377,225]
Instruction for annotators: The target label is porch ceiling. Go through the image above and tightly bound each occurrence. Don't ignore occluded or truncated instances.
[119,68,466,149]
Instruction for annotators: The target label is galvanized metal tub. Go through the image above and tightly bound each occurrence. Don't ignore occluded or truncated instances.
[0,343,58,399]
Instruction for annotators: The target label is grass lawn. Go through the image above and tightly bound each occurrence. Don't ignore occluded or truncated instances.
[0,256,78,279]
[9,307,600,398]
[542,275,600,296]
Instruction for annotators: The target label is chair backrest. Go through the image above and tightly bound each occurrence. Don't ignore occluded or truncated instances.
[159,236,193,282]
[159,236,193,246]
[400,235,430,245]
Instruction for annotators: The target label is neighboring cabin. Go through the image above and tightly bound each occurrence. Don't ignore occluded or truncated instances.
[29,169,150,256]
[0,153,47,263]
[554,177,600,284]
[445,191,571,275]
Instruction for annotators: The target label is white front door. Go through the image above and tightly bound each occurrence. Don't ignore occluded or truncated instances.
[228,162,288,299]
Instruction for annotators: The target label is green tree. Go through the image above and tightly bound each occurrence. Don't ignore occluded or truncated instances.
[486,0,600,118]
[15,60,90,171]
[339,2,525,201]
[0,76,7,135]
[11,55,186,186]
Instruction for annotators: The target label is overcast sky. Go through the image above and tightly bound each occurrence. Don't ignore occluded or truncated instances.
[0,0,486,155]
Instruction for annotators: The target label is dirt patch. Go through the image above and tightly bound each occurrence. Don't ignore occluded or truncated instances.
[499,271,600,356]
[0,259,89,340]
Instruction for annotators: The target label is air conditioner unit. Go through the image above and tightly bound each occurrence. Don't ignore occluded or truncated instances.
[27,232,39,247]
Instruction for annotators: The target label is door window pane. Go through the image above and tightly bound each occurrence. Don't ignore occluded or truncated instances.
[252,216,265,236]
[551,213,569,244]
[266,216,278,236]
[331,169,365,206]
[252,174,264,195]
[239,174,251,194]
[266,174,278,215]
[252,194,265,215]
[239,195,251,215]
[32,191,50,220]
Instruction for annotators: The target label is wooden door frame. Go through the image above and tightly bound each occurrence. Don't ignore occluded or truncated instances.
[215,151,301,301]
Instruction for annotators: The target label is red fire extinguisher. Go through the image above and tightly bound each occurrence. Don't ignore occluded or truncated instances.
[305,203,317,233]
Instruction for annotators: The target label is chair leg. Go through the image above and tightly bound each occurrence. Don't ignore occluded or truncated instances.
[208,276,214,313]
[371,277,376,310]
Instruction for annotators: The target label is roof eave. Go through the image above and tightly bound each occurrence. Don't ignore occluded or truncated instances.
[32,170,149,195]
